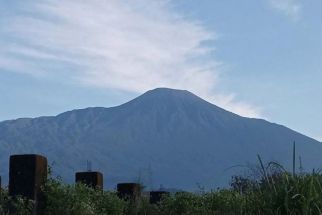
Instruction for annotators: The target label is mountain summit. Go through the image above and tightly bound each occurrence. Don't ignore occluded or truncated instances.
[0,88,321,190]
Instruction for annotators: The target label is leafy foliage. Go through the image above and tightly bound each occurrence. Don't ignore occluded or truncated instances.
[0,188,33,215]
[3,161,322,214]
[41,178,125,215]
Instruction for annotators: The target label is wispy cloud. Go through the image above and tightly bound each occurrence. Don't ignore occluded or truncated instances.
[269,0,302,20]
[315,136,322,143]
[0,0,261,117]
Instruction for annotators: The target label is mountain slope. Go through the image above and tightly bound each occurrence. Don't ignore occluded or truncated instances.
[0,88,321,190]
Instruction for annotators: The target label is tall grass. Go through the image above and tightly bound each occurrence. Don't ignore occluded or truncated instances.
[2,145,322,214]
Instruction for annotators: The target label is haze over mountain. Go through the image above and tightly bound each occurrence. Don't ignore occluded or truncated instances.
[0,88,321,190]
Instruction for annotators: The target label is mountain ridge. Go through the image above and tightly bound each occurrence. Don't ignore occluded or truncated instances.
[0,88,321,190]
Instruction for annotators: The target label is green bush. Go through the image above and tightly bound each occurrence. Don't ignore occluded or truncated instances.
[0,188,33,215]
[42,178,125,215]
[3,162,322,214]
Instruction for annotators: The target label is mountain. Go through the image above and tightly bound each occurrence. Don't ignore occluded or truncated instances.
[0,88,321,191]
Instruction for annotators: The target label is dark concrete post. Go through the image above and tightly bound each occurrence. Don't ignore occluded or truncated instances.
[9,154,47,214]
[149,191,170,204]
[117,183,141,202]
[75,171,103,189]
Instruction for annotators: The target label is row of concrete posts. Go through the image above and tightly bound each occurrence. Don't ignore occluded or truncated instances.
[0,154,170,215]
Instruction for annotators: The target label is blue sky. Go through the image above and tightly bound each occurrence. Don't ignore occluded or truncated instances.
[0,0,321,141]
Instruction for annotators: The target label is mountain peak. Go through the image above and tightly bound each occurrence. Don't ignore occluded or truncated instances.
[143,87,194,98]
[122,87,210,110]
[0,88,321,190]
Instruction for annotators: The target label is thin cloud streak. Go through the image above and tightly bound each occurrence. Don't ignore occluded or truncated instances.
[0,0,262,117]
[269,0,302,20]
[316,136,322,143]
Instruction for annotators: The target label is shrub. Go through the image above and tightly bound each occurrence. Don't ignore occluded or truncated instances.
[42,178,125,215]
[3,160,322,214]
[0,188,33,215]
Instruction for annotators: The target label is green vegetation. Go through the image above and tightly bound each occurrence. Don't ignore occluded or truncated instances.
[2,155,322,214]
[0,188,33,215]
[41,178,125,215]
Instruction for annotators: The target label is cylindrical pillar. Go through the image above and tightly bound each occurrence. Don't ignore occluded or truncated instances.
[75,171,103,189]
[9,154,47,214]
[117,183,141,202]
[149,191,170,204]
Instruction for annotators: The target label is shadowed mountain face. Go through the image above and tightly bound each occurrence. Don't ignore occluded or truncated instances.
[0,88,321,190]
